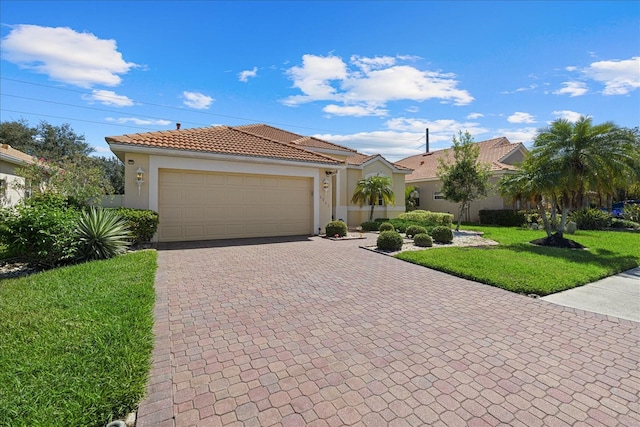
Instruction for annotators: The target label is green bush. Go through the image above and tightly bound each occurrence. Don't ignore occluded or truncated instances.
[378,222,395,232]
[610,218,640,229]
[479,209,527,226]
[326,220,347,237]
[113,208,159,246]
[399,210,453,226]
[405,225,427,238]
[431,226,453,244]
[623,204,640,223]
[361,221,380,231]
[374,218,390,223]
[570,208,612,230]
[376,230,404,251]
[76,208,132,261]
[388,219,409,233]
[0,202,80,268]
[413,233,433,247]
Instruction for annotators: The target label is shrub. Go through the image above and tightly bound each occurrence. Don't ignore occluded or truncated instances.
[76,208,132,261]
[378,222,395,232]
[431,226,453,244]
[388,219,409,233]
[361,221,380,232]
[479,209,527,226]
[113,208,159,246]
[413,233,433,247]
[623,204,640,223]
[376,230,404,251]
[0,202,80,268]
[405,225,427,238]
[326,220,347,237]
[570,208,612,230]
[374,218,390,223]
[610,218,640,229]
[399,210,453,226]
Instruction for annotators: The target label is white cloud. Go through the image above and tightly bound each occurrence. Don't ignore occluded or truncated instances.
[495,127,538,145]
[565,66,578,72]
[583,56,640,95]
[1,24,137,88]
[553,81,588,97]
[552,110,583,122]
[507,112,536,124]
[182,91,214,109]
[502,84,537,94]
[282,54,473,115]
[105,117,171,126]
[405,106,419,113]
[466,112,484,119]
[322,104,388,117]
[83,90,134,107]
[238,66,258,82]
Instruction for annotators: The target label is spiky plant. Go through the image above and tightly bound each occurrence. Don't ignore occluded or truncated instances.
[76,207,132,261]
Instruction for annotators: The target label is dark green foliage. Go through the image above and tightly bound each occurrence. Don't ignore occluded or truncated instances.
[413,233,433,247]
[399,210,453,226]
[570,208,612,230]
[389,219,409,233]
[76,208,132,261]
[112,208,159,246]
[0,119,92,160]
[376,230,404,251]
[405,225,428,238]
[374,218,390,223]
[479,209,527,226]
[610,218,640,229]
[431,226,454,244]
[0,198,80,268]
[378,222,395,232]
[623,204,640,223]
[93,156,125,195]
[361,221,380,231]
[326,220,348,237]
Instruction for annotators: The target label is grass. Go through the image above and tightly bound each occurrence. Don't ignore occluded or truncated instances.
[0,250,157,427]
[396,226,640,296]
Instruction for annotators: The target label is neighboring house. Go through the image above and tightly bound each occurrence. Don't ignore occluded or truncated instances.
[396,137,528,222]
[0,144,34,207]
[106,124,411,242]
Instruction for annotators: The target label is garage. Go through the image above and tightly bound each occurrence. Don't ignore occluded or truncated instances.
[158,169,313,242]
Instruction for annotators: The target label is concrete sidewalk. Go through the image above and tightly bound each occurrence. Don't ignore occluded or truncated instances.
[541,267,640,322]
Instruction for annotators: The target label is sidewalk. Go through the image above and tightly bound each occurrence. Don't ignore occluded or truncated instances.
[541,266,640,322]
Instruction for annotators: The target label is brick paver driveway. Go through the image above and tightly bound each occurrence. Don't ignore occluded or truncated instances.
[137,235,639,427]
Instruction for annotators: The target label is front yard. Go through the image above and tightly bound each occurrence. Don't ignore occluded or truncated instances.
[396,226,640,296]
[0,250,157,426]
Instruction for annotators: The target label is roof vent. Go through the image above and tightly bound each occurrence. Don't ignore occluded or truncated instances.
[176,123,181,130]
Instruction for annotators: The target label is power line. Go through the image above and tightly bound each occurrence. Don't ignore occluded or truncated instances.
[1,76,426,147]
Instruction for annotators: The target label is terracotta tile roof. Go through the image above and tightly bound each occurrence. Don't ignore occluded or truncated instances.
[0,144,35,165]
[106,126,342,165]
[236,124,356,154]
[397,137,523,181]
[345,152,412,172]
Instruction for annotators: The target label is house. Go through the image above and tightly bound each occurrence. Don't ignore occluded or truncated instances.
[106,124,411,242]
[0,144,35,207]
[396,137,528,222]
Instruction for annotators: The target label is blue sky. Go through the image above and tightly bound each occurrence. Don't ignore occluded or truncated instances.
[1,1,638,161]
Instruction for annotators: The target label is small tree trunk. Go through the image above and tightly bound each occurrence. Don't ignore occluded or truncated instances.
[456,202,465,231]
[557,206,570,237]
[369,201,375,221]
[536,197,552,237]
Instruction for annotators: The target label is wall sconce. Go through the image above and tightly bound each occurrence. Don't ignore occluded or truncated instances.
[323,178,330,192]
[135,167,145,195]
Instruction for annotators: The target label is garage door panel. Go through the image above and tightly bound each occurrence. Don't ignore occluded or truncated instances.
[158,169,313,242]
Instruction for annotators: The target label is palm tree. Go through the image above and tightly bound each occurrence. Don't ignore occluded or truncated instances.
[530,117,640,235]
[351,174,395,221]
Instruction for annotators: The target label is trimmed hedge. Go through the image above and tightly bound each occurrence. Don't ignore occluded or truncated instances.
[431,226,453,244]
[479,209,526,226]
[570,208,611,231]
[376,230,404,251]
[378,222,395,232]
[326,220,348,237]
[405,225,427,238]
[374,218,390,223]
[399,210,453,227]
[413,233,433,247]
[112,208,159,246]
[361,221,380,231]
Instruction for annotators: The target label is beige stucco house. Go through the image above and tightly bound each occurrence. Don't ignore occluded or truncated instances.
[397,137,527,223]
[0,144,34,207]
[106,124,411,242]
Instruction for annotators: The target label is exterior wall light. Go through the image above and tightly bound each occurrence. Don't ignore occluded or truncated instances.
[135,167,145,195]
[323,178,330,192]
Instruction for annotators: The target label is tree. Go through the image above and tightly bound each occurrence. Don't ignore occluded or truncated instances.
[0,119,93,160]
[405,185,419,212]
[93,156,125,195]
[530,116,640,235]
[351,174,395,221]
[437,131,492,231]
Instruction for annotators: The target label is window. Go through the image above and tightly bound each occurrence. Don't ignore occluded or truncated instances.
[434,191,446,200]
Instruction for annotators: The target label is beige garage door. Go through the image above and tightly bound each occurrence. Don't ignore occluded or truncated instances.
[158,169,313,242]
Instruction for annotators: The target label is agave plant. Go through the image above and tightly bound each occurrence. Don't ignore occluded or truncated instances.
[76,207,132,261]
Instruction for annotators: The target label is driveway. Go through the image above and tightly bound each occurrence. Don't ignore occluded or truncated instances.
[137,235,639,426]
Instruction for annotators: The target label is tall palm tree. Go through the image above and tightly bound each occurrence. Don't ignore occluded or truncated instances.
[531,116,639,235]
[351,174,395,221]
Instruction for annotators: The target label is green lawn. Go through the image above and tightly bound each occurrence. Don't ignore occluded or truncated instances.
[396,226,640,296]
[0,250,157,427]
